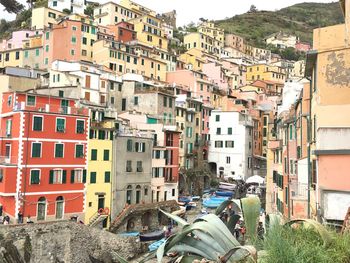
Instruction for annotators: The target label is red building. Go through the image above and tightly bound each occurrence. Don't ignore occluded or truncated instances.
[107,22,137,43]
[164,128,180,200]
[0,92,89,222]
[295,41,311,52]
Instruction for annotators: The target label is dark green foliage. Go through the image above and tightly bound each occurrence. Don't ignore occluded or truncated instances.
[0,0,24,14]
[263,224,350,263]
[216,2,344,48]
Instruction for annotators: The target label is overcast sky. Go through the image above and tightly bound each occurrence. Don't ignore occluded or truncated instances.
[3,0,336,26]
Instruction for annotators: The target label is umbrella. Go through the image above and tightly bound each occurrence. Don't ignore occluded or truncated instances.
[246,175,265,185]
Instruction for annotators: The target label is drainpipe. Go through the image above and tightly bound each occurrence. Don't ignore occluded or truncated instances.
[22,111,31,218]
[307,76,312,219]
[286,123,290,220]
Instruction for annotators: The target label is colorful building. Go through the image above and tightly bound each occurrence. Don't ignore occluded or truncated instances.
[31,7,65,30]
[0,92,89,222]
[247,64,286,84]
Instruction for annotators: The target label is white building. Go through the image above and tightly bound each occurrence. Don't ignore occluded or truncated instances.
[48,0,86,15]
[265,32,298,49]
[208,111,253,180]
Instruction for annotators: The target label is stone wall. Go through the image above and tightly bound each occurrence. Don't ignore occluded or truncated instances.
[0,221,142,263]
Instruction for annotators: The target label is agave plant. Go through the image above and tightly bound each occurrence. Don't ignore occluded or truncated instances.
[156,196,262,263]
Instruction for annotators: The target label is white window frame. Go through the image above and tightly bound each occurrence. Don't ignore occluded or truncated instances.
[54,143,64,158]
[76,119,85,134]
[26,95,36,106]
[30,169,41,185]
[56,117,66,133]
[52,169,63,184]
[32,115,44,132]
[73,169,83,183]
[6,119,12,136]
[31,142,42,158]
[75,144,84,158]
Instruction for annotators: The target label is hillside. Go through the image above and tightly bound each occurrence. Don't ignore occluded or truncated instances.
[216,2,344,47]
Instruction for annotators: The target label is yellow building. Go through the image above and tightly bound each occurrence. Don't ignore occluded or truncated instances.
[93,1,142,26]
[178,49,205,71]
[31,7,64,30]
[0,46,45,69]
[85,118,115,228]
[184,32,222,56]
[93,39,167,81]
[120,0,156,16]
[198,21,225,44]
[128,14,168,50]
[246,64,286,84]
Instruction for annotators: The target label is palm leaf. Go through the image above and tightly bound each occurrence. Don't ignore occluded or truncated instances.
[219,245,257,263]
[215,200,234,215]
[226,214,241,235]
[159,209,189,228]
[285,219,334,247]
[241,196,261,240]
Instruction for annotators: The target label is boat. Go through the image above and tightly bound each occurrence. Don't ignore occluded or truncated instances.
[219,182,236,191]
[192,196,201,201]
[140,230,165,242]
[215,191,234,197]
[178,196,191,203]
[148,238,166,252]
[202,196,229,208]
[118,231,140,237]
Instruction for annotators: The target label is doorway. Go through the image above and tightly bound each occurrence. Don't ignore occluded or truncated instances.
[55,196,64,219]
[37,197,46,221]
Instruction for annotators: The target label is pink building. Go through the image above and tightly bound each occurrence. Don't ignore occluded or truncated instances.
[295,42,311,52]
[0,30,41,51]
[166,70,213,104]
[202,62,229,93]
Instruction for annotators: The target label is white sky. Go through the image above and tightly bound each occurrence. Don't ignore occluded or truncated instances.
[3,0,336,26]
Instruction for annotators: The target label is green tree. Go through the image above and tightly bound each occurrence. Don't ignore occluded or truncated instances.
[0,0,24,13]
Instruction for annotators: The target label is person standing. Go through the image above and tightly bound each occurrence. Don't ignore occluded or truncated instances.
[17,211,23,224]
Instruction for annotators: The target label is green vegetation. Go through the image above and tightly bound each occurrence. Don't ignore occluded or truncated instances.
[216,2,344,48]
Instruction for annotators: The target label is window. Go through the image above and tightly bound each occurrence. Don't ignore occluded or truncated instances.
[35,49,39,56]
[134,96,138,105]
[90,172,96,184]
[137,161,143,172]
[169,98,173,108]
[71,169,83,183]
[225,141,234,148]
[75,145,84,158]
[226,156,231,164]
[127,139,133,151]
[228,128,232,135]
[135,142,146,152]
[82,37,87,45]
[31,116,43,131]
[24,50,29,58]
[30,170,40,185]
[104,171,111,183]
[91,149,97,160]
[55,118,65,133]
[172,189,175,196]
[76,120,85,134]
[263,128,267,137]
[126,160,132,172]
[289,124,293,140]
[248,157,252,169]
[71,49,75,56]
[31,143,41,157]
[45,31,50,40]
[53,1,57,6]
[15,51,20,60]
[163,96,167,107]
[71,36,77,43]
[103,150,109,161]
[27,95,36,106]
[5,119,11,137]
[49,170,66,184]
[215,115,220,122]
[216,128,221,135]
[215,141,223,148]
[54,143,64,158]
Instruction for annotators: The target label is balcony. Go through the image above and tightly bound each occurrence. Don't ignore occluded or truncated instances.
[268,140,282,150]
[290,182,308,200]
[13,102,88,116]
[0,156,18,166]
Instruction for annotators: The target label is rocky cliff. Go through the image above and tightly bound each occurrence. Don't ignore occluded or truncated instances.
[0,221,142,263]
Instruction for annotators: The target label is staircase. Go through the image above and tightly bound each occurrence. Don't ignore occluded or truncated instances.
[109,204,135,232]
[88,208,109,227]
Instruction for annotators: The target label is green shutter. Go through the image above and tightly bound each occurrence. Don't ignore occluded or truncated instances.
[104,172,110,183]
[82,169,86,183]
[90,172,96,184]
[103,150,109,161]
[49,170,54,184]
[91,149,97,160]
[71,170,75,183]
[62,170,66,183]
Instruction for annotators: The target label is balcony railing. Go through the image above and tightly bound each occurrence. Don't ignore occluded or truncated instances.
[290,182,308,199]
[13,102,88,116]
[0,156,18,165]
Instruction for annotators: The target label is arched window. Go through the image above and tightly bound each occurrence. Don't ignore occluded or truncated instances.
[126,185,132,204]
[136,185,141,204]
[37,197,46,221]
[55,196,64,219]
